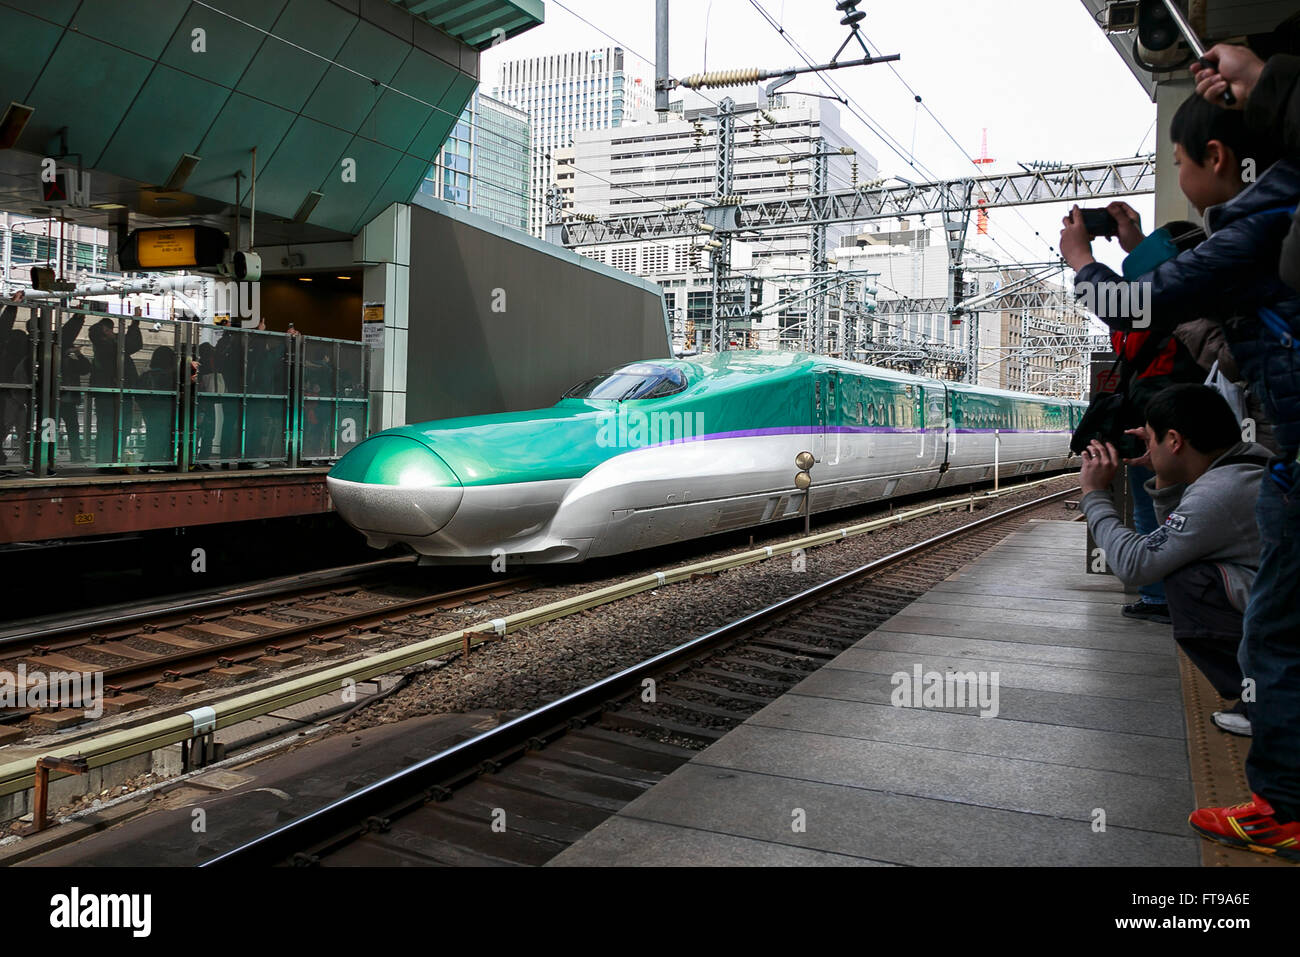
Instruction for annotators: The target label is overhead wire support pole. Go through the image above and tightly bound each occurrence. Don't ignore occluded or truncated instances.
[655,0,670,114]
[810,137,829,354]
[710,97,736,353]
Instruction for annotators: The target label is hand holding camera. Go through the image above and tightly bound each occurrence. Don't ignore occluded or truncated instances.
[1059,206,1098,271]
[1079,440,1121,494]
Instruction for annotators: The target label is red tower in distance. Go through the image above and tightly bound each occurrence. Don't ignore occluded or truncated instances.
[973,128,996,235]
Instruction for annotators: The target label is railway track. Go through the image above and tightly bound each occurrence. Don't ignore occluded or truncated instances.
[203,486,1076,867]
[0,572,532,742]
[0,473,1071,747]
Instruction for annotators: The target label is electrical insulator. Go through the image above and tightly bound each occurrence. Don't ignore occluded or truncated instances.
[680,67,763,89]
[851,160,859,188]
[752,123,761,146]
[787,169,795,190]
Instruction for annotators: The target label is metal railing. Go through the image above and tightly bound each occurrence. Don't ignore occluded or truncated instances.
[0,304,371,476]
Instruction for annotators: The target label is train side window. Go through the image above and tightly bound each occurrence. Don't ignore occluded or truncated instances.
[856,401,864,424]
[867,403,876,426]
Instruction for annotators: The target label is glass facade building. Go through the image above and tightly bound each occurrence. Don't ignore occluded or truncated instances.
[494,47,654,237]
[422,91,530,233]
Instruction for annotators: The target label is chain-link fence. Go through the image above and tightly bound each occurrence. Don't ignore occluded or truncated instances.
[0,304,371,477]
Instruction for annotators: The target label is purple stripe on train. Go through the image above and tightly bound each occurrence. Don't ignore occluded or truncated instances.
[642,425,1072,449]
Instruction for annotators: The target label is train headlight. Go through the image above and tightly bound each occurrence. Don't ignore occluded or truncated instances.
[397,465,439,488]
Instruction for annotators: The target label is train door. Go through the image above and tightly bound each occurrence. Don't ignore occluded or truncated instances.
[920,383,947,470]
[823,371,840,465]
[812,370,837,463]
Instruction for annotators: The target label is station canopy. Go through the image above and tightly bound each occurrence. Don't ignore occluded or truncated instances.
[0,0,543,241]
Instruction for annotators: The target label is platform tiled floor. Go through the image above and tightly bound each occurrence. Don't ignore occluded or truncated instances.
[552,520,1202,866]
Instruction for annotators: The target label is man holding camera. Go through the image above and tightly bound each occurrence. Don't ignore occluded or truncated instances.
[1079,385,1269,737]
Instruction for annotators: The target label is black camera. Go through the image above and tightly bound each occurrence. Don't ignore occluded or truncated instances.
[1074,424,1146,462]
[1070,391,1148,461]
[1080,208,1121,238]
[1110,429,1147,460]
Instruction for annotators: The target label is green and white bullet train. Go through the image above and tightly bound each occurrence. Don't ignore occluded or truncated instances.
[327,352,1087,565]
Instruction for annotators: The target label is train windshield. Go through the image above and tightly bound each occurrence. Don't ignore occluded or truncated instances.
[563,363,688,401]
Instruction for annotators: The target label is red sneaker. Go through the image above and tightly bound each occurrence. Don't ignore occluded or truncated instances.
[1189,794,1300,862]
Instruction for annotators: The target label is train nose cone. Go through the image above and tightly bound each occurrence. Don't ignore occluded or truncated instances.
[327,436,464,537]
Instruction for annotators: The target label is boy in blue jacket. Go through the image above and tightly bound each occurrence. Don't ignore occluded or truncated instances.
[1060,92,1300,862]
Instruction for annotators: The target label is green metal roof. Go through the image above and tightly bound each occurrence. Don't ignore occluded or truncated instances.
[2,0,541,235]
[387,0,544,49]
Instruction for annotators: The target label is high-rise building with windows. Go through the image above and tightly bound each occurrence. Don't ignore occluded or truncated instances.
[558,94,880,353]
[421,91,530,233]
[494,46,654,236]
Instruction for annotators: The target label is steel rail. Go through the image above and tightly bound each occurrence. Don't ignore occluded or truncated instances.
[0,473,1071,802]
[0,556,417,647]
[202,486,1075,866]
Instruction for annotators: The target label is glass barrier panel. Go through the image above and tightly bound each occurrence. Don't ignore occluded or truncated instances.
[194,325,251,465]
[7,306,369,475]
[337,399,368,455]
[300,334,369,462]
[240,329,290,464]
[301,398,336,460]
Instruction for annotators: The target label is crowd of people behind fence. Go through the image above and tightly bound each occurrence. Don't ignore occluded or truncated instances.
[0,302,354,472]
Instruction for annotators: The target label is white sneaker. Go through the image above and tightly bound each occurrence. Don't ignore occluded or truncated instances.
[1212,711,1252,736]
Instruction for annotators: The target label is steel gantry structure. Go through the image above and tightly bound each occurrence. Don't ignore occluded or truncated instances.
[550,155,1156,245]
[548,154,1155,374]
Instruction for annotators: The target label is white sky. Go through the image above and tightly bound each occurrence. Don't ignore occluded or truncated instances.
[484,0,1160,276]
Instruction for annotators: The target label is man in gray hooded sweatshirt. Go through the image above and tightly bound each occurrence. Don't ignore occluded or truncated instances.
[1080,385,1271,736]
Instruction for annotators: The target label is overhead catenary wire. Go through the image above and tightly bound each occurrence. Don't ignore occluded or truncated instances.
[744,0,1053,267]
[545,0,878,192]
[539,1,901,280]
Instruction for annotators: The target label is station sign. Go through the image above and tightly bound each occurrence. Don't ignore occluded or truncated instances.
[362,302,385,347]
[119,225,227,271]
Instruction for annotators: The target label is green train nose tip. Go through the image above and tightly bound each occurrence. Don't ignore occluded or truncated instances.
[329,434,461,487]
[327,436,463,536]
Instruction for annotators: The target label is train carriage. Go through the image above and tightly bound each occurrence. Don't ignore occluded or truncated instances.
[327,352,1085,564]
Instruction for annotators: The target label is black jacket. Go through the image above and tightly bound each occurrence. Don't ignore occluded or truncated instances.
[1248,55,1300,290]
[1075,159,1300,457]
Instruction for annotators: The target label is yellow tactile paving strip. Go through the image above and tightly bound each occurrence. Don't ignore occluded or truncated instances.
[1178,652,1292,867]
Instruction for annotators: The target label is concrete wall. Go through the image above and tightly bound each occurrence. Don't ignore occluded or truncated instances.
[403,196,670,422]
